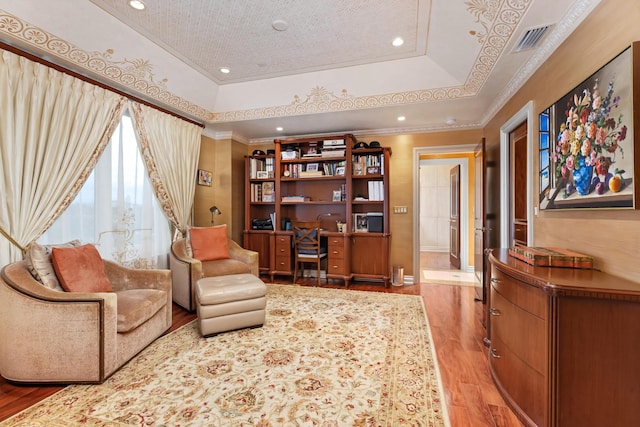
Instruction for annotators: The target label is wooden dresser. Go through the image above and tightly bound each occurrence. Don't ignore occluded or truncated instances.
[488,249,640,427]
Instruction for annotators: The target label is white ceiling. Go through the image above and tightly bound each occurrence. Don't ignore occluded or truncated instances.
[0,0,600,143]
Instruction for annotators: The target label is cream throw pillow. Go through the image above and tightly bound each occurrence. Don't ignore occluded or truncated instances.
[25,240,82,292]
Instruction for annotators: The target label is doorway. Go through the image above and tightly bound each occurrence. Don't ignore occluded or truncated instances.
[499,101,535,248]
[413,145,475,285]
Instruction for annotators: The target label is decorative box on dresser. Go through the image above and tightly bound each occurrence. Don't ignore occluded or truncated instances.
[488,249,640,427]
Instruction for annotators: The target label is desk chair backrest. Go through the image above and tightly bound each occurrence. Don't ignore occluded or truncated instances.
[291,220,326,285]
[292,220,323,255]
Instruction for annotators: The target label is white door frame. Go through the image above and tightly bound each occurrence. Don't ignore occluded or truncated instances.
[500,100,536,248]
[413,144,476,282]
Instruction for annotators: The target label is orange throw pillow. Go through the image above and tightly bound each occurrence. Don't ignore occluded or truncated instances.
[189,225,230,261]
[51,244,113,293]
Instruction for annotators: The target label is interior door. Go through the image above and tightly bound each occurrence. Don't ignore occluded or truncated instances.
[474,139,486,302]
[510,122,528,246]
[449,165,461,269]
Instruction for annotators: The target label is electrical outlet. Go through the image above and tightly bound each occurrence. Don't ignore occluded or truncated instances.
[393,206,408,214]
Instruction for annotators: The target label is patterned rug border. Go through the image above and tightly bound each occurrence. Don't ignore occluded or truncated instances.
[3,283,451,427]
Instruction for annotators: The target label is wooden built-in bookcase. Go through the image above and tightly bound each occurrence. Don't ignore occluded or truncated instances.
[243,134,391,286]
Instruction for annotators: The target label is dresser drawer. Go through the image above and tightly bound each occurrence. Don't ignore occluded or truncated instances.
[275,235,291,257]
[491,288,547,375]
[274,256,291,271]
[491,267,547,319]
[490,333,547,427]
[327,236,345,248]
[328,245,345,259]
[327,258,346,275]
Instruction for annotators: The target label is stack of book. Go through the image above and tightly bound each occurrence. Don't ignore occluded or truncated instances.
[299,170,323,177]
[367,181,384,201]
[282,195,310,202]
[321,139,346,158]
[250,181,275,202]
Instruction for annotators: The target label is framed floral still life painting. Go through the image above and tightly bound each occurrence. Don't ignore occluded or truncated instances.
[539,42,640,210]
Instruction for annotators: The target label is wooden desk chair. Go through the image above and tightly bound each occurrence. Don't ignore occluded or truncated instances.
[292,220,327,286]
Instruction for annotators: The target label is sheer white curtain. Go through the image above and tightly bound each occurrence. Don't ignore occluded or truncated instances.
[129,101,202,238]
[40,113,172,268]
[0,48,126,267]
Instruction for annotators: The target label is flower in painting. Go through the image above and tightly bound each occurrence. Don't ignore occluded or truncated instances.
[554,77,627,196]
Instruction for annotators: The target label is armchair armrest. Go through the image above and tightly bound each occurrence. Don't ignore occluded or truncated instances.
[103,260,171,292]
[228,239,259,276]
[170,238,203,310]
[0,261,118,383]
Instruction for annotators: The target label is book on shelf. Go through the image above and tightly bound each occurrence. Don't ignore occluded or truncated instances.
[367,181,384,201]
[321,149,346,158]
[282,195,310,202]
[323,139,345,146]
[261,181,275,202]
[250,183,262,202]
[299,170,323,177]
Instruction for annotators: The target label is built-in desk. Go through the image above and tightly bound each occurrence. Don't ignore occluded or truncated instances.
[488,249,640,427]
[244,230,389,286]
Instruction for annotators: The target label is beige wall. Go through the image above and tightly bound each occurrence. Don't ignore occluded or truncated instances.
[483,0,640,281]
[357,131,483,276]
[194,136,246,244]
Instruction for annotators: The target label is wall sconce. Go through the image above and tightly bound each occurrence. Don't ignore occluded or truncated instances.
[209,205,222,225]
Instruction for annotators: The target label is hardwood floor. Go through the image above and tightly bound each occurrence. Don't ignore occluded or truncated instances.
[0,272,522,426]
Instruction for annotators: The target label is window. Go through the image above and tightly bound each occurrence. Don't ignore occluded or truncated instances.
[539,108,551,202]
[40,113,171,268]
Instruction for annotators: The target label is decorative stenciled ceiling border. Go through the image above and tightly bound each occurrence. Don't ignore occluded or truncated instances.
[481,0,601,124]
[0,9,210,122]
[209,0,532,123]
[0,1,531,125]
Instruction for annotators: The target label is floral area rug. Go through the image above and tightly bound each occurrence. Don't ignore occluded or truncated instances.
[2,284,450,427]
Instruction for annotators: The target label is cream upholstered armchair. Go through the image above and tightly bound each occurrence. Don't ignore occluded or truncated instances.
[0,242,172,384]
[170,225,259,311]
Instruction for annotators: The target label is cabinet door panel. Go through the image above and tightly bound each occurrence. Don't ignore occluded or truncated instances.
[244,232,271,272]
[351,235,388,276]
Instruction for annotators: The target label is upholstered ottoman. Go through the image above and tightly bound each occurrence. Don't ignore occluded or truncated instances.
[195,273,267,336]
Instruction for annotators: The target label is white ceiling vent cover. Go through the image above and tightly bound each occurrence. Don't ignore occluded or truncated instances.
[512,25,553,53]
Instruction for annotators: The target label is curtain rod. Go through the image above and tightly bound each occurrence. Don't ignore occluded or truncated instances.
[0,41,204,128]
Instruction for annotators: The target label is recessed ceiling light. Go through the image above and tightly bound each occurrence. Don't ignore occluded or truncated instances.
[276,127,284,132]
[129,0,145,10]
[272,19,289,31]
[397,116,406,121]
[392,37,404,47]
[446,117,457,125]
[220,67,230,74]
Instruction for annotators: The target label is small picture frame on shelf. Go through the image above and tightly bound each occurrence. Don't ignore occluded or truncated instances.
[366,166,380,175]
[354,213,368,232]
[353,163,364,176]
[306,163,319,172]
[332,190,342,202]
[335,166,345,176]
[256,171,269,179]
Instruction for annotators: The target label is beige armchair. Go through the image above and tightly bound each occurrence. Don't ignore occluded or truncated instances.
[170,238,259,311]
[0,259,172,384]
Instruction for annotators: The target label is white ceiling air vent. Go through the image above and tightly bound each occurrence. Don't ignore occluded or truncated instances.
[511,25,553,53]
